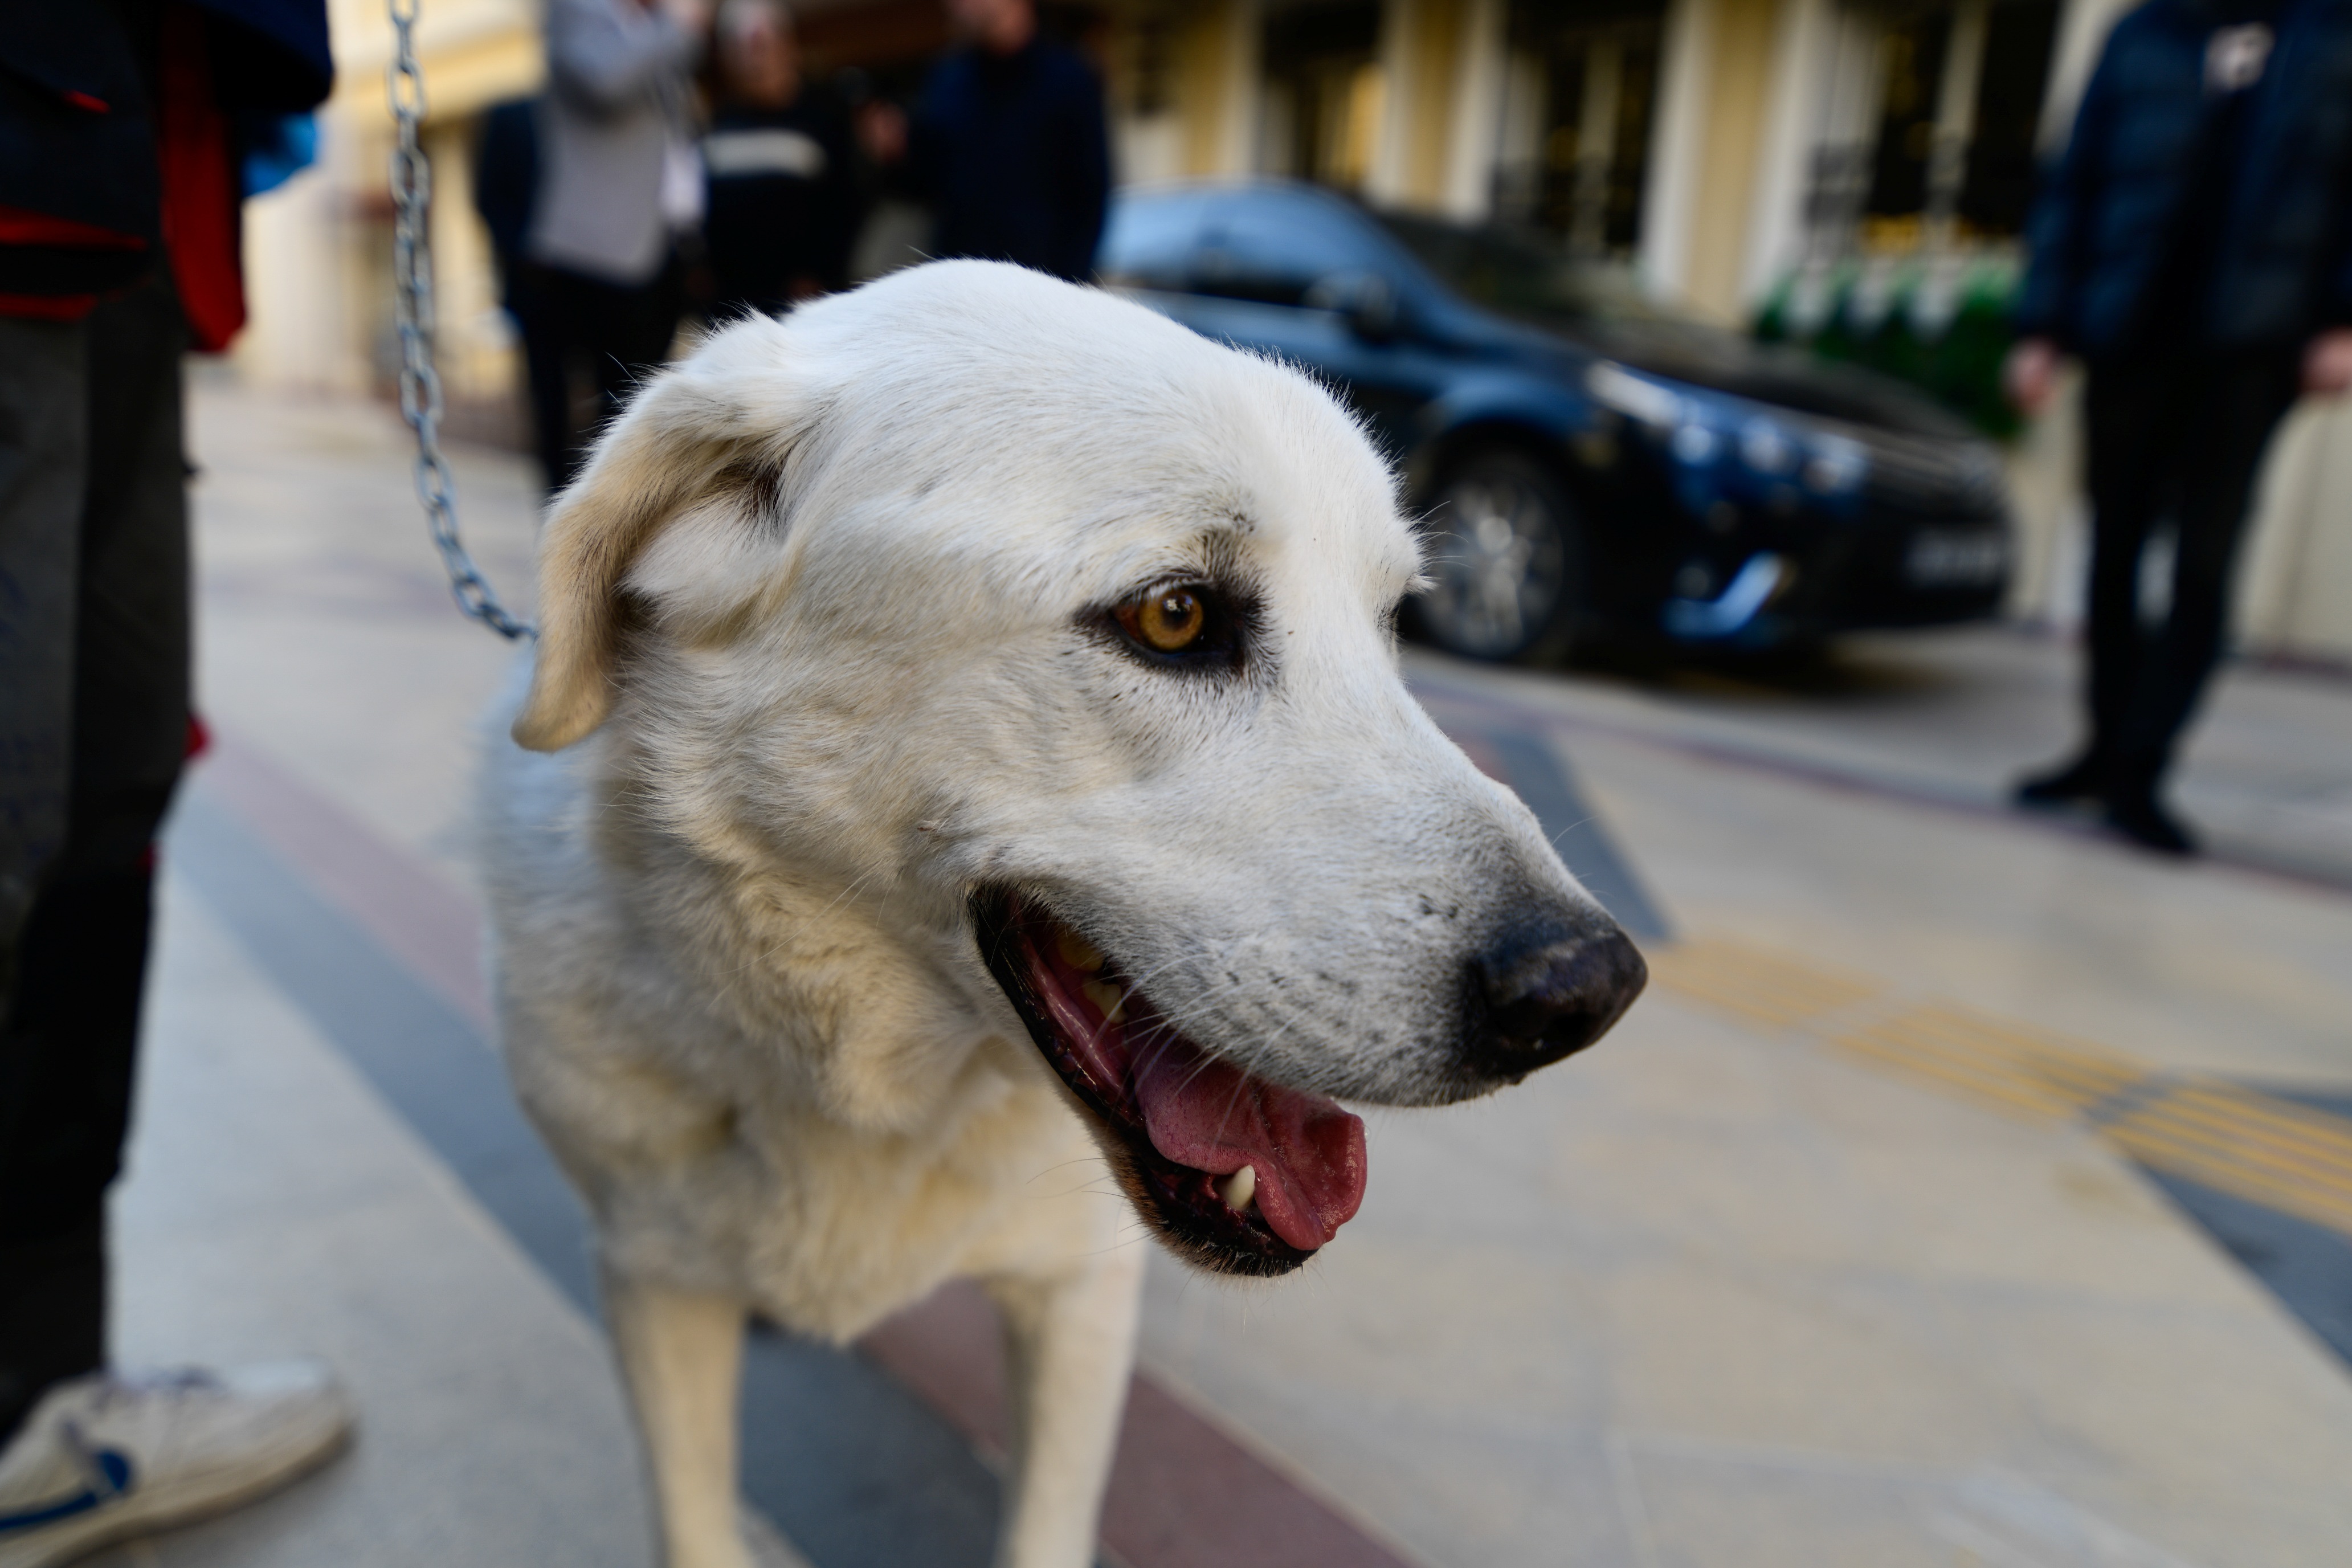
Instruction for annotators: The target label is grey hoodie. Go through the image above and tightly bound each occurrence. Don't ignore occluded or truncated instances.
[527,0,701,285]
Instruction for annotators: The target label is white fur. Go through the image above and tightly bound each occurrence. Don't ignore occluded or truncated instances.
[481,261,1617,1568]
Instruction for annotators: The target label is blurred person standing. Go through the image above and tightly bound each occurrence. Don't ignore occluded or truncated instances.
[0,5,354,1559]
[520,0,708,492]
[701,0,862,316]
[902,0,1109,282]
[2007,0,2352,854]
[472,95,542,327]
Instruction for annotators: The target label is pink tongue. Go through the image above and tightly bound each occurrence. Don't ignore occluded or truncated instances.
[1132,1035,1367,1253]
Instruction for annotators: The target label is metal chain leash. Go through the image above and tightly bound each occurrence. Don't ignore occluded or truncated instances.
[387,0,534,640]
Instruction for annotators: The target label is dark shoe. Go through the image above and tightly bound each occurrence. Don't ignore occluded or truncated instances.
[2103,791,2198,856]
[2014,755,2106,809]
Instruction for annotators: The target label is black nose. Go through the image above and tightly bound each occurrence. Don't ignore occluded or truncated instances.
[1468,926,1648,1080]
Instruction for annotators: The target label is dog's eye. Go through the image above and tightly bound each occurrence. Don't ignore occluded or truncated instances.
[1126,587,1205,652]
[1101,578,1248,671]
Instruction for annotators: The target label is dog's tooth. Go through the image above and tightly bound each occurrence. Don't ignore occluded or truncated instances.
[1218,1165,1257,1214]
[1056,927,1106,973]
[1080,978,1126,1024]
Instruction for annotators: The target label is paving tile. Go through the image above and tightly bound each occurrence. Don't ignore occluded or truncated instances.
[93,875,652,1568]
[1920,1292,2352,1511]
[1622,1447,2212,1568]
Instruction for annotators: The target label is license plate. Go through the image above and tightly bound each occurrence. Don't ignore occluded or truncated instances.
[1905,530,2007,587]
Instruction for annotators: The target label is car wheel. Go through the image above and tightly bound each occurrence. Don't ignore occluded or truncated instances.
[1412,451,1582,662]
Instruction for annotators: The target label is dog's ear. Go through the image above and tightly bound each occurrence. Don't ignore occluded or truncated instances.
[512,328,811,752]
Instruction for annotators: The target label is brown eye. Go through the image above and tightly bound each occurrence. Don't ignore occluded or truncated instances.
[1104,579,1247,669]
[1123,586,1206,652]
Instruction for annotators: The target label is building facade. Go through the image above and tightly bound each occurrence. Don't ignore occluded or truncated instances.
[245,0,2352,661]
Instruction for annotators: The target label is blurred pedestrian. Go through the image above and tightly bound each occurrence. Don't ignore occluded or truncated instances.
[1,3,354,1557]
[902,0,1109,283]
[701,0,863,316]
[472,95,542,326]
[519,0,708,493]
[2007,0,2352,854]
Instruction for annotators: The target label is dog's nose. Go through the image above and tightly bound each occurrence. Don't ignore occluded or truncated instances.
[1469,926,1648,1080]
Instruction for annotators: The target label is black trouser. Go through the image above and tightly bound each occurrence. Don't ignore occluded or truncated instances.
[0,275,191,1447]
[513,256,683,495]
[2077,349,2301,798]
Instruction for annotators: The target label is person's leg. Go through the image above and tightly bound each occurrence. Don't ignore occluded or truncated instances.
[0,276,356,1559]
[0,312,92,1448]
[0,317,85,953]
[515,262,580,496]
[0,275,189,1447]
[2019,358,2187,805]
[586,254,684,439]
[2102,349,2302,849]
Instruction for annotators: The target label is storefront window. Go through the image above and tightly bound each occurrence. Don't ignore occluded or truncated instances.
[1958,0,2057,235]
[1860,0,2057,247]
[1260,1,1387,191]
[1494,0,1665,257]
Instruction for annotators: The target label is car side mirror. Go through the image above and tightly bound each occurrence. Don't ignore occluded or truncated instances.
[1304,270,1401,343]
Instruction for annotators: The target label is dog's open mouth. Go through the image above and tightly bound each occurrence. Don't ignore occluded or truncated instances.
[975,896,1366,1277]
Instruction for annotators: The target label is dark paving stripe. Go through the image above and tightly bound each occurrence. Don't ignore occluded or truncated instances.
[173,733,1422,1568]
[1437,724,1670,943]
[2140,1169,2352,1368]
[1480,728,1671,942]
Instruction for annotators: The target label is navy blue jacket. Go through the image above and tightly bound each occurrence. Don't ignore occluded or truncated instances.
[911,38,1109,282]
[2015,0,2352,354]
[0,0,330,299]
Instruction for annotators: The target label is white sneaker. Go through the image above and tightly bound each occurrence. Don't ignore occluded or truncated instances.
[0,1363,352,1568]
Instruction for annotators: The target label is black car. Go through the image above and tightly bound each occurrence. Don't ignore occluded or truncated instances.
[1097,181,2014,661]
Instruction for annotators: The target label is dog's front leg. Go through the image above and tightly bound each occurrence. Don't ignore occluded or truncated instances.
[605,1267,757,1568]
[983,1246,1148,1568]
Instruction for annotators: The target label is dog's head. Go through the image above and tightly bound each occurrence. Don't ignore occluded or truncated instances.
[513,261,1644,1277]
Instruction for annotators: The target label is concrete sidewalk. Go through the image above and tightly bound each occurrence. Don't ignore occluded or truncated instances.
[91,378,2352,1567]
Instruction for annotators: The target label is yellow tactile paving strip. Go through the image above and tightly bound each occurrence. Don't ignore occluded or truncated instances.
[1648,937,2352,1239]
[1641,937,1882,1031]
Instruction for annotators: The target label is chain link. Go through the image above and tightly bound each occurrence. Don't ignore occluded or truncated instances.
[387,0,534,640]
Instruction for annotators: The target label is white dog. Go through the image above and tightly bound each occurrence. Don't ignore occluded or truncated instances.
[481,260,1644,1568]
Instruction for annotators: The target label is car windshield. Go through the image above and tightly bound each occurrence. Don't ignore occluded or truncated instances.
[1371,213,1677,329]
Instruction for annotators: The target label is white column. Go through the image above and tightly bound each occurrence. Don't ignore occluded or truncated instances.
[1442,0,1508,219]
[1215,0,1267,177]
[1640,0,1717,299]
[1738,0,1840,300]
[1367,0,1416,205]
